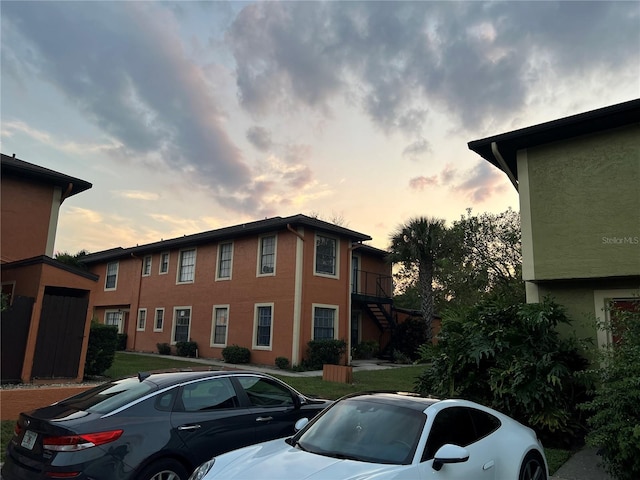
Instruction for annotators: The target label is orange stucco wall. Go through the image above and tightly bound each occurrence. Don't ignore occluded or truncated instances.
[1,175,58,262]
[86,226,391,367]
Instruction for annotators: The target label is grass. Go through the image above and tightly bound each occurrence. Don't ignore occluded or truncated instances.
[1,353,571,473]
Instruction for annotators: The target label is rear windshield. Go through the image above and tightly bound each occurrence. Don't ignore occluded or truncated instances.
[59,378,157,414]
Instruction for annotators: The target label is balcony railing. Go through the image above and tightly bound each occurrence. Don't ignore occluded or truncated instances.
[352,270,392,299]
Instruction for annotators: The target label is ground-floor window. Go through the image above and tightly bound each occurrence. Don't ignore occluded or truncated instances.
[137,308,147,331]
[105,310,123,333]
[173,307,191,343]
[212,305,229,346]
[254,304,273,349]
[154,308,164,331]
[313,305,338,340]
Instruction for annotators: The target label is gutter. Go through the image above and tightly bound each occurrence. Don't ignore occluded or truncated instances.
[491,142,518,192]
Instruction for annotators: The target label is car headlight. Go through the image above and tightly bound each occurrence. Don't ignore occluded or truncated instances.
[188,459,215,480]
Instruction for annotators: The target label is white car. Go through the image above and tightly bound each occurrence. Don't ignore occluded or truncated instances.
[189,392,548,480]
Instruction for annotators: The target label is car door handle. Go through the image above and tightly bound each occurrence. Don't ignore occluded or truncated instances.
[177,424,201,431]
[255,416,273,422]
[483,460,495,470]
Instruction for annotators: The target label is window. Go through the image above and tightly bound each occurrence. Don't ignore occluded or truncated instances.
[177,249,196,283]
[154,308,164,332]
[313,305,337,340]
[254,304,273,349]
[105,310,123,333]
[258,235,276,275]
[159,252,169,274]
[1,282,15,306]
[142,255,152,276]
[422,407,499,461]
[236,376,293,408]
[137,308,147,331]
[217,243,233,279]
[179,378,239,412]
[105,262,119,290]
[173,307,191,343]
[315,235,338,276]
[211,306,229,346]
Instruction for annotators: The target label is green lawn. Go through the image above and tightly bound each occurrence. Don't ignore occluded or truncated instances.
[1,353,571,473]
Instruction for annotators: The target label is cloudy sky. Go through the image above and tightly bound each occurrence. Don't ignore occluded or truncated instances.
[2,1,638,254]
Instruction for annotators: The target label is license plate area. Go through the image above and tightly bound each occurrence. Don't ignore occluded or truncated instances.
[21,430,38,450]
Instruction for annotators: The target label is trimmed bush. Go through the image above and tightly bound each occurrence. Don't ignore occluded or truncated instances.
[415,298,591,448]
[176,341,197,357]
[84,323,118,377]
[157,342,171,355]
[222,345,250,364]
[117,333,127,351]
[275,356,290,369]
[304,339,347,370]
[581,301,640,480]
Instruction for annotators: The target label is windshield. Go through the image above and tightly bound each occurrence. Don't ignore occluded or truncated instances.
[297,397,425,465]
[58,377,157,414]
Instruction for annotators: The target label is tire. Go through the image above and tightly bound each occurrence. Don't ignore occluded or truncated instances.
[137,458,189,480]
[518,451,547,480]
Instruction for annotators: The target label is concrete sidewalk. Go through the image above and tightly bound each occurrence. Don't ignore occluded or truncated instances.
[550,447,612,480]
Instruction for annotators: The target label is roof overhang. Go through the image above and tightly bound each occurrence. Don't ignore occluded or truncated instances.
[467,98,640,183]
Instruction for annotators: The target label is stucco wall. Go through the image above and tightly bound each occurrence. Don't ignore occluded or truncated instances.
[523,124,640,281]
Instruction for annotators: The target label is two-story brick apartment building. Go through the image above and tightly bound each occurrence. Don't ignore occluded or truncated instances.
[81,215,395,366]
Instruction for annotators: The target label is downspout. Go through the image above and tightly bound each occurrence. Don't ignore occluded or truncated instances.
[129,253,144,350]
[491,142,518,192]
[287,225,305,365]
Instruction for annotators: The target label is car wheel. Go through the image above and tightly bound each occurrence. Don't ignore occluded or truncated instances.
[137,458,189,480]
[518,451,547,480]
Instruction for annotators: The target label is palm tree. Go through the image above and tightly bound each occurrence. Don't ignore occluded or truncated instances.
[388,217,448,343]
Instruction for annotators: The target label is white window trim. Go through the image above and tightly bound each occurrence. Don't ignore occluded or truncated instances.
[252,302,274,351]
[176,248,197,284]
[312,303,340,340]
[105,261,119,291]
[256,234,277,277]
[105,309,124,334]
[313,233,340,279]
[137,308,147,331]
[142,255,152,277]
[171,306,192,345]
[594,289,640,349]
[159,252,170,275]
[216,242,234,281]
[154,307,165,332]
[211,304,230,347]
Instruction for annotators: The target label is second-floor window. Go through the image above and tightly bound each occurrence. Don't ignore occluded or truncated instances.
[178,249,196,283]
[159,252,169,274]
[142,256,152,276]
[217,243,233,279]
[137,308,147,330]
[259,235,276,275]
[315,235,337,276]
[105,262,119,290]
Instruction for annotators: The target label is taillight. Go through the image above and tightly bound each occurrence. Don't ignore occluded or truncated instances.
[45,472,81,478]
[43,429,124,452]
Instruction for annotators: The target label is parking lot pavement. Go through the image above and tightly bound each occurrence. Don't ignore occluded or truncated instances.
[550,447,612,480]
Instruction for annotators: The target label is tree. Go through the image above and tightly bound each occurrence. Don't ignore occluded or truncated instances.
[55,250,89,269]
[388,217,448,342]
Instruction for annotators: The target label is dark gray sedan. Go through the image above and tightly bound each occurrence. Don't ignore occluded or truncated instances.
[1,370,331,480]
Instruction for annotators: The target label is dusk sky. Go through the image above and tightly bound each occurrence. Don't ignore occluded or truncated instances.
[2,1,638,254]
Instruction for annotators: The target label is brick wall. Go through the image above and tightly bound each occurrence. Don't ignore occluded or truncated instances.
[1,387,92,421]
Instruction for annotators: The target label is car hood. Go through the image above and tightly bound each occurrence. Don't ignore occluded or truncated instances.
[208,439,406,480]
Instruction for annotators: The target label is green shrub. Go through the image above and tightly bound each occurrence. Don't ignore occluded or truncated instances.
[415,298,591,448]
[352,340,379,360]
[581,301,640,480]
[157,343,171,355]
[117,333,127,351]
[275,356,290,369]
[222,345,250,364]
[176,341,197,357]
[84,323,119,377]
[387,316,428,361]
[304,339,347,370]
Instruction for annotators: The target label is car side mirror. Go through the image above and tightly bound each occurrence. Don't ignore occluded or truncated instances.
[294,417,309,432]
[432,444,470,471]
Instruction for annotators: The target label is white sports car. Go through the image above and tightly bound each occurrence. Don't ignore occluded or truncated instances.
[189,392,548,480]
